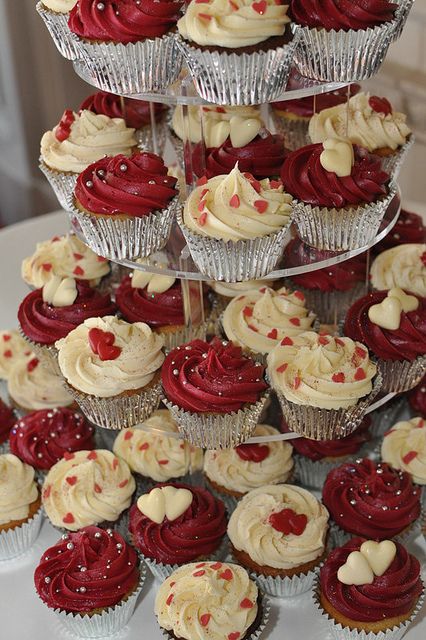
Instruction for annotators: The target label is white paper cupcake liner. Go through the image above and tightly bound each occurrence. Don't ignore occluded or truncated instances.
[36,2,79,61]
[72,32,183,95]
[0,506,43,561]
[285,280,367,326]
[329,513,423,549]
[392,0,415,40]
[374,135,414,181]
[271,111,310,151]
[68,196,180,261]
[376,355,426,394]
[369,395,406,439]
[251,564,319,598]
[39,159,77,212]
[291,19,396,82]
[176,36,298,106]
[292,182,397,251]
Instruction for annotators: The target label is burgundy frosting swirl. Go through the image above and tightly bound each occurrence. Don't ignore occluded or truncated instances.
[79,91,167,129]
[408,374,426,418]
[281,143,389,208]
[374,209,426,253]
[128,482,227,564]
[322,458,421,539]
[74,152,178,217]
[18,280,116,345]
[0,399,15,444]
[34,526,139,613]
[191,133,287,180]
[273,84,360,117]
[320,537,422,622]
[9,408,95,471]
[161,337,268,413]
[290,0,397,31]
[344,290,426,361]
[115,275,185,326]
[68,0,183,42]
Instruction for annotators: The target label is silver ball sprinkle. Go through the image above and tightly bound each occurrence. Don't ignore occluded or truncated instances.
[350,499,356,505]
[382,505,388,511]
[148,180,155,184]
[44,577,51,584]
[376,468,384,474]
[367,515,372,519]
[79,586,87,593]
[97,169,105,177]
[120,163,128,172]
[80,566,87,572]
[94,532,102,539]
[97,2,105,9]
[396,490,402,495]
[185,346,192,350]
[116,543,123,550]
[61,534,69,540]
[67,542,74,550]
[37,453,43,458]
[173,369,179,376]
[202,353,208,359]
[86,180,93,188]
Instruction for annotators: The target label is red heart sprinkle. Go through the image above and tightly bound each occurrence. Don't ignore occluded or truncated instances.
[3,350,12,358]
[248,324,258,332]
[269,508,307,536]
[402,451,418,464]
[88,328,121,361]
[318,336,329,345]
[293,290,305,301]
[228,633,240,640]
[2,334,11,342]
[63,452,75,460]
[196,563,206,568]
[158,459,169,465]
[199,212,207,226]
[235,443,270,463]
[97,256,108,262]
[118,479,129,488]
[73,253,83,260]
[55,126,70,142]
[112,458,119,470]
[259,287,267,293]
[196,176,207,186]
[252,0,266,13]
[87,451,97,460]
[281,336,293,346]
[43,485,51,499]
[94,483,102,493]
[219,569,233,581]
[229,0,238,9]
[332,372,345,383]
[267,328,278,339]
[63,512,75,524]
[355,346,367,359]
[368,96,392,116]
[354,368,366,381]
[27,358,39,372]
[254,200,268,214]
[293,376,301,389]
[193,570,205,577]
[139,442,149,451]
[290,317,300,326]
[230,194,240,208]
[198,199,207,212]
[169,582,175,587]
[200,614,211,627]
[417,419,425,428]
[200,188,209,199]
[211,562,222,570]
[421,251,426,267]
[166,593,174,605]
[66,476,77,486]
[73,266,84,276]
[216,106,226,113]
[276,363,288,373]
[199,12,212,19]
[124,431,133,440]
[335,337,345,347]
[42,263,52,271]
[243,306,253,317]
[240,598,254,609]
[51,236,60,242]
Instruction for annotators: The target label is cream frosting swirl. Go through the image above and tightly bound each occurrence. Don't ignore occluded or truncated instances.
[56,316,164,397]
[222,286,316,354]
[204,424,293,494]
[0,454,39,526]
[183,165,292,241]
[42,0,77,12]
[228,484,328,569]
[21,234,110,289]
[8,357,73,411]
[42,449,135,531]
[209,279,274,298]
[370,244,426,297]
[40,110,136,173]
[381,417,426,485]
[178,0,290,48]
[0,330,33,380]
[309,93,411,153]
[267,331,376,409]
[155,562,258,640]
[113,409,203,482]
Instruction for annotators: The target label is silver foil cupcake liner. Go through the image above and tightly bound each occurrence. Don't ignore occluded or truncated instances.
[68,196,180,261]
[377,355,426,394]
[271,111,310,151]
[176,36,298,106]
[374,135,414,181]
[158,320,208,353]
[252,565,319,598]
[162,391,270,449]
[134,470,204,498]
[295,454,359,490]
[36,2,79,61]
[177,209,290,282]
[329,514,423,549]
[369,395,406,439]
[291,19,396,82]
[0,506,43,561]
[39,159,77,212]
[285,280,367,326]
[292,183,397,251]
[136,119,168,156]
[18,327,60,376]
[72,32,183,94]
[392,0,415,40]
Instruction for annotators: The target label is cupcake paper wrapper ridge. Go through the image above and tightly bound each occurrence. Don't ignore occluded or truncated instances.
[329,513,424,549]
[375,135,414,181]
[159,320,208,354]
[376,355,426,394]
[36,2,79,61]
[252,565,319,598]
[392,0,416,41]
[0,506,44,561]
[294,450,372,491]
[18,326,61,376]
[39,159,77,212]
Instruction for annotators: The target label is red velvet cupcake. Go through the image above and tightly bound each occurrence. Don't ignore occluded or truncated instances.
[408,374,426,418]
[374,208,426,254]
[0,399,15,447]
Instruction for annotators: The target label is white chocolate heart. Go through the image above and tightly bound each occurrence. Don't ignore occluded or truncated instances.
[360,540,396,577]
[162,486,193,521]
[337,551,374,585]
[320,138,354,177]
[388,287,419,313]
[137,487,165,524]
[230,116,262,148]
[137,486,193,524]
[368,296,402,330]
[131,269,175,293]
[205,120,230,148]
[42,275,78,307]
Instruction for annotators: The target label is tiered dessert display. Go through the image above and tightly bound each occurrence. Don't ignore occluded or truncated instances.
[0,0,424,639]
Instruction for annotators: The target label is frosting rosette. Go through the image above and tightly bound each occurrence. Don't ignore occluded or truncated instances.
[381,417,426,485]
[0,454,39,526]
[267,332,376,409]
[370,244,426,297]
[80,91,167,129]
[0,329,32,380]
[290,0,397,30]
[8,356,73,411]
[286,417,371,461]
[0,399,15,444]
[115,273,184,326]
[208,279,273,299]
[42,449,135,530]
[43,0,77,12]
[322,458,421,539]
[375,209,426,253]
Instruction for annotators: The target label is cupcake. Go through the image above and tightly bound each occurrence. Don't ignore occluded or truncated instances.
[0,454,43,560]
[129,482,227,581]
[176,0,296,105]
[370,243,426,297]
[68,0,183,94]
[40,109,137,210]
[290,0,398,81]
[42,449,135,531]
[178,165,293,282]
[34,526,144,638]
[161,337,269,449]
[393,0,416,39]
[0,399,15,448]
[71,152,179,261]
[8,356,74,413]
[267,331,379,440]
[281,140,395,251]
[374,208,426,253]
[381,417,426,500]
[228,484,329,597]
[36,0,79,60]
[344,288,426,392]
[322,458,421,544]
[222,285,316,356]
[112,409,203,489]
[0,329,32,380]
[208,278,279,325]
[9,407,95,473]
[316,537,423,639]
[55,316,164,429]
[408,374,426,418]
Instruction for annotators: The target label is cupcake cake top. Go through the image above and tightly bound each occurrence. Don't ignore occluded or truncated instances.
[21,234,110,289]
[381,417,426,485]
[162,337,268,413]
[8,356,73,411]
[40,109,136,174]
[113,409,203,482]
[34,526,139,613]
[155,562,259,640]
[9,408,95,472]
[204,424,293,494]
[272,83,360,117]
[74,152,178,217]
[42,449,135,531]
[0,399,15,444]
[183,165,292,241]
[56,315,164,397]
[375,209,426,252]
[0,329,32,380]
[42,0,77,12]
[267,331,376,409]
[290,0,397,30]
[222,285,316,355]
[309,92,411,153]
[322,458,421,539]
[370,243,426,297]
[409,375,426,418]
[129,482,227,564]
[178,0,291,48]
[208,278,275,298]
[228,484,328,569]
[0,453,39,526]
[80,91,167,129]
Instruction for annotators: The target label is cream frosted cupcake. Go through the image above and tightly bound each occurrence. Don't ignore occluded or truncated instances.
[178,165,292,282]
[42,449,135,531]
[0,329,33,381]
[36,0,79,60]
[228,484,329,597]
[370,243,426,298]
[8,356,73,413]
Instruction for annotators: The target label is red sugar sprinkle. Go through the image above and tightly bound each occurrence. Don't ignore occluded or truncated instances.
[219,569,233,581]
[354,368,366,381]
[290,317,301,326]
[276,363,288,373]
[166,593,174,605]
[267,328,278,339]
[73,266,84,276]
[193,570,206,577]
[63,512,74,524]
[281,336,293,346]
[87,451,97,460]
[118,479,129,488]
[402,451,418,465]
[254,200,268,214]
[124,431,133,440]
[293,376,301,389]
[94,483,102,493]
[3,350,12,358]
[200,613,211,627]
[243,306,253,317]
[66,476,77,486]
[332,372,345,383]
[139,442,149,451]
[240,598,254,609]
[42,263,52,271]
[230,194,240,208]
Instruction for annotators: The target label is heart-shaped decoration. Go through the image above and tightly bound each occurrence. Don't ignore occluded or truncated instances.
[162,486,193,521]
[337,551,374,585]
[320,138,354,178]
[388,287,419,313]
[43,275,78,308]
[235,443,270,462]
[88,328,121,361]
[137,486,193,524]
[360,540,396,577]
[230,116,262,148]
[368,296,402,330]
[205,120,230,148]
[269,508,307,536]
[368,96,392,116]
[137,487,166,524]
[252,0,267,14]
